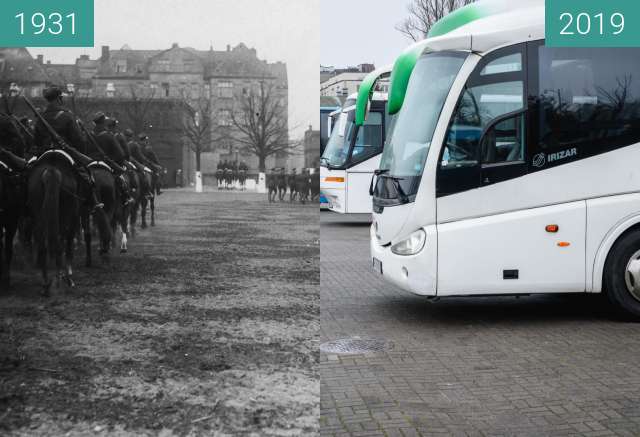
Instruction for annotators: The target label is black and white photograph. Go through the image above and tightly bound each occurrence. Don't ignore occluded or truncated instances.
[0,0,319,435]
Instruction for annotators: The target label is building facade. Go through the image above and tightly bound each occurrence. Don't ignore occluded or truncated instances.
[0,44,290,186]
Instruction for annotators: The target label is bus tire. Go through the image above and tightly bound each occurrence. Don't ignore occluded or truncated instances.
[604,230,640,320]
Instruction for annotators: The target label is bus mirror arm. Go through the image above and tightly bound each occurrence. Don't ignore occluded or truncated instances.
[370,169,389,196]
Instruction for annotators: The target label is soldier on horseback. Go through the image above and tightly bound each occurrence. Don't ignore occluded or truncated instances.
[287,168,297,202]
[125,130,156,197]
[90,113,134,205]
[31,86,103,212]
[0,114,28,172]
[139,134,163,195]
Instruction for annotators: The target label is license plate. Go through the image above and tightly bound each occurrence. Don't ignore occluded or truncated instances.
[372,258,383,275]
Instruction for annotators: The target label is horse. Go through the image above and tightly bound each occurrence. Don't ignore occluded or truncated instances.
[123,164,142,243]
[140,168,155,229]
[238,169,247,191]
[26,152,81,295]
[215,168,224,190]
[0,162,23,289]
[296,170,311,205]
[267,172,278,203]
[82,163,117,267]
[224,168,234,190]
[310,169,320,202]
[277,170,287,201]
[287,172,297,202]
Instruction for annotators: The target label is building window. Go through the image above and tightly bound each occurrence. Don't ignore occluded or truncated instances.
[218,82,233,98]
[115,60,127,73]
[106,83,116,98]
[135,64,143,74]
[218,109,232,126]
[535,45,640,159]
[162,83,170,97]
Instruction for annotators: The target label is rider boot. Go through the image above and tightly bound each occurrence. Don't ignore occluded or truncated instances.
[76,166,104,213]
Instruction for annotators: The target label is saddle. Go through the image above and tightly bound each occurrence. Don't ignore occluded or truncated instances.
[125,161,138,172]
[37,149,75,166]
[88,161,113,173]
[0,160,12,173]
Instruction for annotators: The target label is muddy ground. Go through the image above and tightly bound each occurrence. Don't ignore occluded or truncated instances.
[0,189,319,436]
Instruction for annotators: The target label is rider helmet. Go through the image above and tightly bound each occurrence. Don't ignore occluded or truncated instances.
[42,85,63,102]
[124,129,134,138]
[93,112,106,124]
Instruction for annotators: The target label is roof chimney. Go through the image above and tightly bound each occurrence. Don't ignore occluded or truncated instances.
[36,55,43,65]
[172,42,179,49]
[227,44,231,52]
[101,45,110,61]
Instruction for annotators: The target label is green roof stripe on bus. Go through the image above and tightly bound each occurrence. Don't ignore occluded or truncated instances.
[387,39,430,115]
[355,67,389,126]
[388,2,491,115]
[427,3,488,38]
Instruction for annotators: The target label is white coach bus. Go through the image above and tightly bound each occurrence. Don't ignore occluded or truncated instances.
[370,0,640,317]
[320,67,392,214]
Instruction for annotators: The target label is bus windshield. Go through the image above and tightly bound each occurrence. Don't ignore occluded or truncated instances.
[321,107,384,168]
[378,51,467,198]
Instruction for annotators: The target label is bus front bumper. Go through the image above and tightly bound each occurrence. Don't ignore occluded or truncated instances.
[321,188,346,214]
[369,224,437,296]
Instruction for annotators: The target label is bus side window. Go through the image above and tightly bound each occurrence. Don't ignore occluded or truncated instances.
[352,111,383,159]
[532,46,640,165]
[438,45,526,196]
[481,112,526,164]
[443,80,524,168]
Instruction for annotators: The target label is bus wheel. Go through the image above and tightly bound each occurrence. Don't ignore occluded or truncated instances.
[604,231,640,319]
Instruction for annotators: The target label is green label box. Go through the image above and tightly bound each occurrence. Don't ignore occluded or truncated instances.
[546,0,640,47]
[0,0,94,47]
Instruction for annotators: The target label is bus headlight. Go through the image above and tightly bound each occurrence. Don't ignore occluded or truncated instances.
[391,229,426,256]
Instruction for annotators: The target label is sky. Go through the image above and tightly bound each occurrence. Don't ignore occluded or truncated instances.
[321,0,413,69]
[30,0,319,139]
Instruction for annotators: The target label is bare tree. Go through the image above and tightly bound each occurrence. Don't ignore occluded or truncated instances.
[122,85,157,135]
[397,0,476,42]
[178,91,216,173]
[230,80,293,172]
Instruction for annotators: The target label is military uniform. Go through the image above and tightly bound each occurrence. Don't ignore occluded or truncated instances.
[0,114,28,170]
[32,86,103,211]
[139,135,162,195]
[92,115,126,166]
[125,131,153,196]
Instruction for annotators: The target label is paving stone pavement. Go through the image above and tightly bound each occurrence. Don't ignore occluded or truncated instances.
[320,211,640,437]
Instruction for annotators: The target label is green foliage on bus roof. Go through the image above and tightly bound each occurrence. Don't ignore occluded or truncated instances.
[427,3,487,38]
[388,2,490,115]
[387,39,430,115]
[355,67,390,126]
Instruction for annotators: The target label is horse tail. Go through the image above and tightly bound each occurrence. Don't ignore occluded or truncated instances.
[41,168,61,257]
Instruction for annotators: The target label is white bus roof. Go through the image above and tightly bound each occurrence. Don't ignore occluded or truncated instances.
[424,0,544,55]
